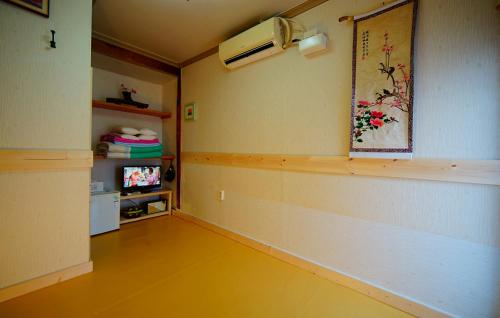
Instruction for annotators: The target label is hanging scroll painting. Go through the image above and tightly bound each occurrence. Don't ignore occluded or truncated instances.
[350,0,417,159]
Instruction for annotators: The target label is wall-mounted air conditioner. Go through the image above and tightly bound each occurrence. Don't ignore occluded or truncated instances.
[218,17,287,70]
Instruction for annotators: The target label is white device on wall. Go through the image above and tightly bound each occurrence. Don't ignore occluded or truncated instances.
[90,191,120,236]
[219,17,288,70]
[299,29,328,56]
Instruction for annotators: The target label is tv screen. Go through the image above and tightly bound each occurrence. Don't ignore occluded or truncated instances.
[123,166,161,192]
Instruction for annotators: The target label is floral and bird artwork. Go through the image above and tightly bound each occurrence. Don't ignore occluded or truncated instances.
[349,0,417,158]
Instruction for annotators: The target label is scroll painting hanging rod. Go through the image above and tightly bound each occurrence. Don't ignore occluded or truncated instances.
[338,16,354,22]
[338,1,398,23]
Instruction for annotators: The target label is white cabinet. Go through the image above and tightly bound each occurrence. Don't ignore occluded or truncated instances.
[90,191,120,235]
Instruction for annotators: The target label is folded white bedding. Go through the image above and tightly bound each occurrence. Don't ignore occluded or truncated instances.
[106,151,163,159]
[137,134,157,140]
[117,127,140,135]
[96,142,129,153]
[95,142,163,154]
[120,134,140,140]
[106,152,130,159]
[139,128,157,136]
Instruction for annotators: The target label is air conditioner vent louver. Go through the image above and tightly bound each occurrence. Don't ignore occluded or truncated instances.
[224,41,275,66]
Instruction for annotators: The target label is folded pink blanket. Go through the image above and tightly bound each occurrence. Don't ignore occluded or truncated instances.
[101,133,159,144]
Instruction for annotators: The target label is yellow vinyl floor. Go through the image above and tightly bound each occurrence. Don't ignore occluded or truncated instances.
[0,215,413,318]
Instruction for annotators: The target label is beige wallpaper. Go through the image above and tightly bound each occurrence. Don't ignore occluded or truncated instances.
[0,170,90,287]
[0,0,92,288]
[0,1,92,150]
[181,0,499,317]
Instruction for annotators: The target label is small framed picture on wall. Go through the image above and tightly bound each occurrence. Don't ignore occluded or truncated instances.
[184,103,197,121]
[3,0,49,17]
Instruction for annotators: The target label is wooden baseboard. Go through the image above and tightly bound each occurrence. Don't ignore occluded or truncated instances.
[0,261,93,303]
[173,211,451,318]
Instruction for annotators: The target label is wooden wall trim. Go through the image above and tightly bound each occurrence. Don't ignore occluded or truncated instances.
[182,152,500,186]
[0,150,93,172]
[280,0,330,18]
[176,74,182,208]
[180,46,219,68]
[173,211,451,318]
[92,38,180,76]
[179,0,330,68]
[0,261,93,303]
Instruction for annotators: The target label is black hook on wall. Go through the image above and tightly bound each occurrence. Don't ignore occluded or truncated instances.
[50,30,56,48]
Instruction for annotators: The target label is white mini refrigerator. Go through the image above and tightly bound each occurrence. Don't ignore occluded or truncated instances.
[90,191,120,235]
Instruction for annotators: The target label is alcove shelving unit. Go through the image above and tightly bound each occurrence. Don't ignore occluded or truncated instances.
[92,98,174,225]
[92,36,181,213]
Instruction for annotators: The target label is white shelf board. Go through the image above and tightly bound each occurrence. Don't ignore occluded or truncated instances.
[120,189,172,200]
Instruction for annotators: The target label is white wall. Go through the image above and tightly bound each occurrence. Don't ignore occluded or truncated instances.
[0,0,92,287]
[181,0,500,317]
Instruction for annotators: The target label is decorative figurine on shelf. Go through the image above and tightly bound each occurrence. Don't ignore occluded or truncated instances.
[120,84,136,101]
[106,83,149,109]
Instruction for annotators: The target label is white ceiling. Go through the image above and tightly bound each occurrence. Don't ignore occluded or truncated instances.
[92,0,305,65]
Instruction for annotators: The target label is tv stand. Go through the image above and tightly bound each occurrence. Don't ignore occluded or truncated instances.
[119,189,173,224]
[121,188,160,195]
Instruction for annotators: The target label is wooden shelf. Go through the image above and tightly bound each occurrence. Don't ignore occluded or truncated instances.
[94,155,175,161]
[120,211,169,224]
[92,100,172,119]
[120,189,172,200]
[120,190,173,224]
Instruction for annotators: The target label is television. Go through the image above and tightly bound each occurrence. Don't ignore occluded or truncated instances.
[122,165,161,193]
